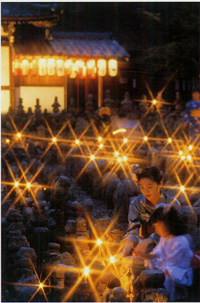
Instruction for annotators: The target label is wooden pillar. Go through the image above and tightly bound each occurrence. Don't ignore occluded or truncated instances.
[98,75,103,108]
[85,75,88,108]
[77,76,80,112]
[64,74,68,110]
[9,45,15,110]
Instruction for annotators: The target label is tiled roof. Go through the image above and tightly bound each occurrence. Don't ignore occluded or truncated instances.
[1,2,59,20]
[13,32,130,59]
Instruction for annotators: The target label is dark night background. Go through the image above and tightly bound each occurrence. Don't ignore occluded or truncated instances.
[55,2,199,100]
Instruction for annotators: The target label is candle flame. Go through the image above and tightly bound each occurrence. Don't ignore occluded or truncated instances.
[97,239,102,245]
[110,256,115,263]
[84,267,89,276]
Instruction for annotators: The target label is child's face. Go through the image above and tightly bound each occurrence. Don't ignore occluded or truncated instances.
[153,221,170,237]
[138,178,161,203]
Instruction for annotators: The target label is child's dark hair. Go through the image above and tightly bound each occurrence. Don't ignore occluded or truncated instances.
[137,167,163,184]
[149,206,186,236]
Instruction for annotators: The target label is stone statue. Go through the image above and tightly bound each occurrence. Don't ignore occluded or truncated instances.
[52,97,61,114]
[35,98,42,115]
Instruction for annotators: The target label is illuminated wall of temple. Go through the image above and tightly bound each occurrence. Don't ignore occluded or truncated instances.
[15,86,64,112]
[1,45,10,113]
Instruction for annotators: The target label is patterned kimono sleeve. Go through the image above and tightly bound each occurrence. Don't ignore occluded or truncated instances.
[183,102,192,123]
[125,197,142,244]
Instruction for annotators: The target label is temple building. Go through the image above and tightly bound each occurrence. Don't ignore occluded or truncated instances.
[1,3,129,113]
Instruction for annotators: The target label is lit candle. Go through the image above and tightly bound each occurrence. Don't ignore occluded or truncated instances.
[114,151,119,157]
[15,181,19,187]
[84,267,89,282]
[118,157,122,163]
[6,138,10,144]
[75,139,80,145]
[90,155,95,161]
[97,239,102,257]
[39,283,43,289]
[26,183,31,189]
[52,137,57,143]
[179,151,183,156]
[110,256,115,263]
[152,99,157,105]
[143,136,148,141]
[187,155,192,161]
[180,185,185,192]
[17,133,21,138]
[99,144,103,149]
[188,145,193,151]
[168,138,172,143]
[123,156,127,162]
[123,138,128,143]
[98,136,102,142]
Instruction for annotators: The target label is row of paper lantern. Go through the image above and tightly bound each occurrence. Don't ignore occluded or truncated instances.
[12,58,118,78]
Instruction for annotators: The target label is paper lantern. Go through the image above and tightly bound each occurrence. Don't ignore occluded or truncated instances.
[56,59,64,76]
[21,59,29,76]
[12,59,21,76]
[97,59,107,76]
[47,58,56,76]
[70,63,77,78]
[29,59,37,76]
[74,60,85,78]
[65,59,73,75]
[108,59,118,77]
[38,59,47,76]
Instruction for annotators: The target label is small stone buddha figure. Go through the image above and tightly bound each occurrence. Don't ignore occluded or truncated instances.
[138,94,149,119]
[84,93,96,120]
[8,106,15,117]
[27,107,33,116]
[35,98,42,115]
[119,92,133,118]
[52,97,61,114]
[103,89,117,116]
[16,98,25,116]
[67,97,77,116]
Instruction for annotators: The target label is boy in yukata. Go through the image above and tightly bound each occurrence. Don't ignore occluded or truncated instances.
[182,88,200,142]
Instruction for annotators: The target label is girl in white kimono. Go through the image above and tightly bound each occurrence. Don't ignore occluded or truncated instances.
[132,206,193,301]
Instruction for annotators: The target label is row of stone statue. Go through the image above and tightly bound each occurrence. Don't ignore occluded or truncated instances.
[7,90,141,117]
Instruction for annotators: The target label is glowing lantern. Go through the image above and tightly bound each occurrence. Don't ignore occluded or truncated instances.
[56,59,64,76]
[70,63,77,78]
[12,59,21,76]
[97,59,107,76]
[65,59,73,75]
[30,59,37,76]
[21,59,29,76]
[47,59,56,76]
[64,59,73,76]
[38,59,47,76]
[87,60,96,78]
[108,59,118,77]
